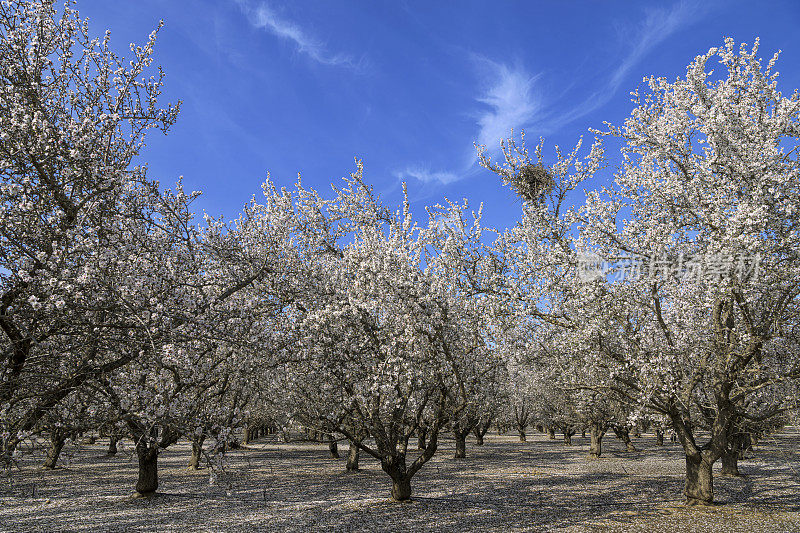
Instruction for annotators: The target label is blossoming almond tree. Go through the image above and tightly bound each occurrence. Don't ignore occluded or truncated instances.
[576,38,800,504]
[96,179,307,496]
[483,38,800,504]
[278,168,474,501]
[423,199,508,458]
[0,2,300,496]
[0,0,180,462]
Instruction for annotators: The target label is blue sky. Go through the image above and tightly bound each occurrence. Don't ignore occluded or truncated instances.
[77,0,800,232]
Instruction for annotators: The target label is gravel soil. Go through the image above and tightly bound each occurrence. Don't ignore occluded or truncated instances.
[1,428,798,532]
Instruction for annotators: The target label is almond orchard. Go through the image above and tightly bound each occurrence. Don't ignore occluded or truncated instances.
[1,1,798,530]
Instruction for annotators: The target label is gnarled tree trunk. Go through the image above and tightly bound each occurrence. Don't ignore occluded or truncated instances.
[1,436,18,468]
[135,440,159,496]
[42,430,67,469]
[655,429,664,446]
[684,452,714,504]
[721,449,740,476]
[188,435,205,470]
[513,406,529,442]
[107,436,119,456]
[382,455,413,501]
[589,424,605,458]
[129,424,179,496]
[346,440,360,471]
[614,426,637,452]
[327,434,339,458]
[391,475,412,500]
[473,417,491,446]
[669,410,724,505]
[453,430,468,459]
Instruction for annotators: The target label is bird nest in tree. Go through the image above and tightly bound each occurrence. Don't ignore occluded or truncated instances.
[510,164,554,203]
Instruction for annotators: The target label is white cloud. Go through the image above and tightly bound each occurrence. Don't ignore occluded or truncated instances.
[398,2,700,188]
[398,63,539,187]
[236,1,358,68]
[475,62,541,150]
[395,167,460,185]
[608,0,703,92]
[548,0,705,131]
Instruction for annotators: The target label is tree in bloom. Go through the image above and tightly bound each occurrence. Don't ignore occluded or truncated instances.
[486,39,800,505]
[0,2,294,496]
[96,178,305,496]
[578,38,800,504]
[0,0,180,463]
[278,167,480,501]
[423,199,508,458]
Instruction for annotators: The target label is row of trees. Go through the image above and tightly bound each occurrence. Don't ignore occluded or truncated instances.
[1,0,798,505]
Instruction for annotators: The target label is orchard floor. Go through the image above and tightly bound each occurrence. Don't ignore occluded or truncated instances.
[1,429,799,532]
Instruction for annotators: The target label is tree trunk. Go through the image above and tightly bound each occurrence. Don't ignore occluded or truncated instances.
[589,425,604,458]
[417,428,427,450]
[107,436,119,456]
[382,456,413,501]
[453,431,467,459]
[581,430,586,439]
[655,429,664,446]
[391,476,412,501]
[327,435,340,458]
[684,453,714,505]
[398,439,408,455]
[346,440,360,471]
[547,427,556,440]
[0,436,18,467]
[473,418,491,446]
[563,431,572,446]
[614,427,637,452]
[721,450,740,476]
[135,441,159,496]
[43,431,66,469]
[188,435,205,470]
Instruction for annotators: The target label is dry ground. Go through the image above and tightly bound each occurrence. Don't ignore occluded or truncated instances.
[1,428,799,532]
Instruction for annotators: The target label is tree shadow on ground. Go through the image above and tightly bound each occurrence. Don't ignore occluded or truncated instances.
[1,429,798,531]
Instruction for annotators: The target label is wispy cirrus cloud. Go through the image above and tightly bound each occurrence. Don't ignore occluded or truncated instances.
[235,0,359,69]
[474,61,541,151]
[395,166,460,186]
[547,0,707,131]
[400,1,706,188]
[399,61,540,187]
[608,0,704,92]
